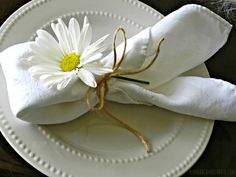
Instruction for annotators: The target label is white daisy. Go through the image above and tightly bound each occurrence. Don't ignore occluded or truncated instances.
[25,16,112,90]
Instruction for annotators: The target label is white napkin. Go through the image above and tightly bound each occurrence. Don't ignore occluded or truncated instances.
[0,4,234,124]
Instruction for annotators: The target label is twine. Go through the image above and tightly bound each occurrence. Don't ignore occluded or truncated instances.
[86,28,164,153]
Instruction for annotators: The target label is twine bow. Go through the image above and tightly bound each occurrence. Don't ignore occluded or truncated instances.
[86,28,164,153]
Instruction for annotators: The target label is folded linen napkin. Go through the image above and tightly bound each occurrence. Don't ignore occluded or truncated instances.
[0,4,234,124]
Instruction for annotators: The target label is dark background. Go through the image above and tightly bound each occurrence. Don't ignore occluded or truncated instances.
[0,0,236,176]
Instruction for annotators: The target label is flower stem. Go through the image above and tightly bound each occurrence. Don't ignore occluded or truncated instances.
[113,76,150,85]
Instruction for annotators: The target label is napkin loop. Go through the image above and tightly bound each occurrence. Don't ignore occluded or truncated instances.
[86,28,164,153]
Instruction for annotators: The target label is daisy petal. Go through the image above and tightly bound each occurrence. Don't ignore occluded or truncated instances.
[88,34,109,50]
[37,29,58,46]
[78,68,97,88]
[78,17,92,54]
[42,75,65,89]
[26,56,59,66]
[82,34,109,57]
[29,43,60,63]
[57,77,71,90]
[29,65,60,78]
[51,23,66,54]
[35,38,62,61]
[58,19,73,51]
[89,67,113,75]
[81,45,108,62]
[83,24,92,49]
[56,75,78,90]
[33,71,74,80]
[36,29,63,59]
[56,23,71,54]
[52,20,72,54]
[69,18,81,53]
[29,64,60,72]
[84,64,113,75]
[39,74,53,81]
[80,53,103,65]
[83,16,89,26]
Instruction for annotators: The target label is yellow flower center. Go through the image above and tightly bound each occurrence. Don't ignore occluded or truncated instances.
[60,54,80,72]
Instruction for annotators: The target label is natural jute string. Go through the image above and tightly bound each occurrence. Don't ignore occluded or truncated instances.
[86,28,164,153]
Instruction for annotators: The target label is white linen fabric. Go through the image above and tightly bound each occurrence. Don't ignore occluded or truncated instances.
[0,4,234,124]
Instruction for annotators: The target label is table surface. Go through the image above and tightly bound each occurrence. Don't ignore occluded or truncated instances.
[0,0,236,177]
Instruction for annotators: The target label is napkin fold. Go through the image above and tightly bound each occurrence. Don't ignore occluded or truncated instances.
[0,4,234,124]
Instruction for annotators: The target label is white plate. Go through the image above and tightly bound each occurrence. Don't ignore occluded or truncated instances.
[0,0,214,177]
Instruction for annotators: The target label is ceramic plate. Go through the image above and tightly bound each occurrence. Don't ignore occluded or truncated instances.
[0,0,214,177]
